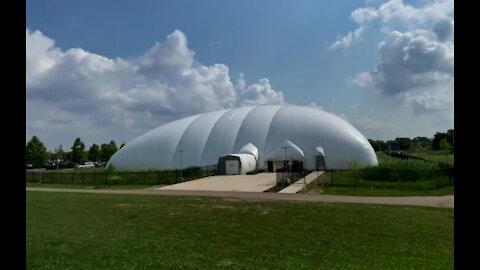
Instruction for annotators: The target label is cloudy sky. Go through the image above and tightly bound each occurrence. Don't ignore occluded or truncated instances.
[26,0,454,151]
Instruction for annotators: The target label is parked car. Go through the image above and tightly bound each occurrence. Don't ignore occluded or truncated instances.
[45,161,58,170]
[76,161,95,169]
[59,161,77,169]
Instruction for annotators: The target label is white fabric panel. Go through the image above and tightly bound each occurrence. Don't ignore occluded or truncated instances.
[107,115,200,170]
[238,143,258,161]
[229,154,257,174]
[266,139,305,160]
[315,147,325,156]
[232,105,282,167]
[108,105,378,171]
[170,109,228,168]
[263,106,376,170]
[199,106,256,166]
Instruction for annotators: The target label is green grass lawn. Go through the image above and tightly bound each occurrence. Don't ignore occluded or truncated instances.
[406,151,454,165]
[419,154,454,165]
[375,151,399,163]
[312,171,452,191]
[27,191,453,270]
[377,151,454,166]
[300,184,454,196]
[26,182,156,190]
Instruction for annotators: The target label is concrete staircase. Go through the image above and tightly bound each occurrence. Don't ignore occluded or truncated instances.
[278,171,324,194]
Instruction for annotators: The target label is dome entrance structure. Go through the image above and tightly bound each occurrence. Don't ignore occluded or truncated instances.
[108,105,378,171]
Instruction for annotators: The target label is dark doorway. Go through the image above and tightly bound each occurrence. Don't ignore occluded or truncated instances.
[267,161,273,172]
[291,160,304,172]
[315,155,326,171]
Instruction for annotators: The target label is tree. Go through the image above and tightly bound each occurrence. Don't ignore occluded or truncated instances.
[71,138,87,164]
[412,137,432,150]
[51,144,65,160]
[440,138,451,151]
[409,137,432,152]
[432,132,448,150]
[447,129,454,148]
[88,144,101,162]
[440,138,452,163]
[368,139,387,152]
[394,137,411,151]
[101,140,118,161]
[409,141,422,153]
[63,151,72,161]
[26,136,48,168]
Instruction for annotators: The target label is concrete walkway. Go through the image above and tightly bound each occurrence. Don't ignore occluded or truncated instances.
[26,187,454,208]
[156,173,277,192]
[278,171,324,194]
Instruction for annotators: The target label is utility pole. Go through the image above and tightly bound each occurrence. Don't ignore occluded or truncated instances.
[178,149,184,180]
[281,146,290,184]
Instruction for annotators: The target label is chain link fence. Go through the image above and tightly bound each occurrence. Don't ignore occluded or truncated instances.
[26,165,217,186]
[313,167,454,190]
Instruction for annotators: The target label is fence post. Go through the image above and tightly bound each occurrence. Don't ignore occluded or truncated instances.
[354,171,358,188]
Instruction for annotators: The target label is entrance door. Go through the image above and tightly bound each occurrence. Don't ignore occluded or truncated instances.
[315,156,326,171]
[225,160,240,175]
[267,161,273,172]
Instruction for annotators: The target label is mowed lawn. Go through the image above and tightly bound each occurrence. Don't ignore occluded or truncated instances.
[301,185,454,196]
[27,192,453,270]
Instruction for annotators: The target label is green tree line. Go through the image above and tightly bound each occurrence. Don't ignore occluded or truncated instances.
[26,136,125,168]
[367,129,454,153]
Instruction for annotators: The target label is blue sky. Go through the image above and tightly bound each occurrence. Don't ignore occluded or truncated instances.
[26,0,454,150]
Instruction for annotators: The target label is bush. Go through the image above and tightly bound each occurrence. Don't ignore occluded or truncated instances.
[358,159,442,182]
[181,166,202,179]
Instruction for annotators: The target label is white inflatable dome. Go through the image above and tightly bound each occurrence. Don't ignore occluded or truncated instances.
[108,105,378,171]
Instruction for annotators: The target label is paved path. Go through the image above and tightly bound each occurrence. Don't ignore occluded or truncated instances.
[278,171,324,194]
[156,173,277,192]
[26,187,453,208]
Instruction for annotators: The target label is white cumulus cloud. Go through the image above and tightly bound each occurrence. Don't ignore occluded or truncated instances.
[335,0,453,115]
[406,84,453,114]
[329,27,367,51]
[26,28,284,149]
[353,29,453,95]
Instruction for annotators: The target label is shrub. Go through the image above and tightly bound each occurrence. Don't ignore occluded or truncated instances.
[358,159,442,182]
